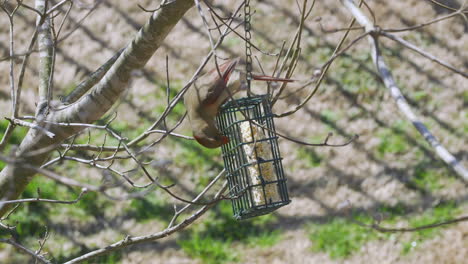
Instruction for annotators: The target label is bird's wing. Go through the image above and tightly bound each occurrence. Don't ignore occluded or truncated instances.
[202,58,239,105]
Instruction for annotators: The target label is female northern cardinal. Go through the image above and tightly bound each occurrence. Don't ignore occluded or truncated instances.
[184,58,293,148]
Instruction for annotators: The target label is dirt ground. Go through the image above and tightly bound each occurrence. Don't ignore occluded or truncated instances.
[0,0,467,263]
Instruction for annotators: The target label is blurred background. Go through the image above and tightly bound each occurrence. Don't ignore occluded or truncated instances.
[0,0,467,263]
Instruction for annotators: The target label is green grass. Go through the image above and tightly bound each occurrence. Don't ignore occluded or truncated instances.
[178,202,281,263]
[376,128,409,157]
[1,176,104,237]
[0,119,28,170]
[2,203,49,238]
[0,177,62,238]
[405,31,432,48]
[461,90,468,105]
[411,90,430,103]
[297,147,322,167]
[1,175,129,263]
[412,165,445,191]
[24,175,62,199]
[306,201,463,259]
[224,36,243,49]
[319,48,379,98]
[60,82,78,98]
[401,202,460,255]
[126,195,173,223]
[108,120,149,139]
[308,216,379,258]
[75,191,112,217]
[246,229,282,247]
[1,175,113,237]
[0,119,28,145]
[320,109,340,123]
[377,203,407,220]
[153,81,187,120]
[154,100,186,120]
[172,136,223,173]
[375,120,434,162]
[179,233,238,264]
[82,251,122,264]
[52,240,123,264]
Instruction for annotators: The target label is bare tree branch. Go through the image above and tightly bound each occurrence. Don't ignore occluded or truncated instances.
[61,49,124,104]
[384,9,464,32]
[0,238,51,264]
[62,182,228,264]
[425,0,468,13]
[380,31,467,78]
[5,118,55,138]
[0,1,21,151]
[340,0,468,180]
[127,3,244,147]
[352,215,468,233]
[275,0,365,117]
[35,0,54,118]
[0,188,87,206]
[0,0,197,217]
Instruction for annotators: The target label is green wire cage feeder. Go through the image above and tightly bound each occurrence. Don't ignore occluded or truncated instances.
[216,95,290,220]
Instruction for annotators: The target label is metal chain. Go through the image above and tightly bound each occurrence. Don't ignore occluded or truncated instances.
[244,0,253,95]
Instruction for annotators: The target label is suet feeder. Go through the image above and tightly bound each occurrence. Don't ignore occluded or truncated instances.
[216,95,290,220]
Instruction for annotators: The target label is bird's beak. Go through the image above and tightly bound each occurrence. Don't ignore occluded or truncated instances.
[221,135,230,145]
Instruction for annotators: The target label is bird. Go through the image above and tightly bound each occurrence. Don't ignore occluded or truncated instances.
[184,58,293,148]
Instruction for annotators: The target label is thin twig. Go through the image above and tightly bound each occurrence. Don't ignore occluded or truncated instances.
[0,188,88,206]
[352,215,468,233]
[194,0,222,78]
[318,18,363,33]
[137,0,175,13]
[275,0,365,117]
[341,0,468,180]
[17,2,42,17]
[168,169,225,228]
[0,238,51,264]
[380,31,467,78]
[385,10,463,32]
[272,0,315,105]
[206,4,278,56]
[1,3,18,118]
[62,182,228,264]
[16,27,40,117]
[56,0,101,43]
[0,3,21,151]
[5,118,55,138]
[127,3,244,147]
[54,0,73,39]
[137,112,189,154]
[35,226,50,264]
[277,131,358,147]
[425,0,468,13]
[46,0,72,15]
[61,49,124,104]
